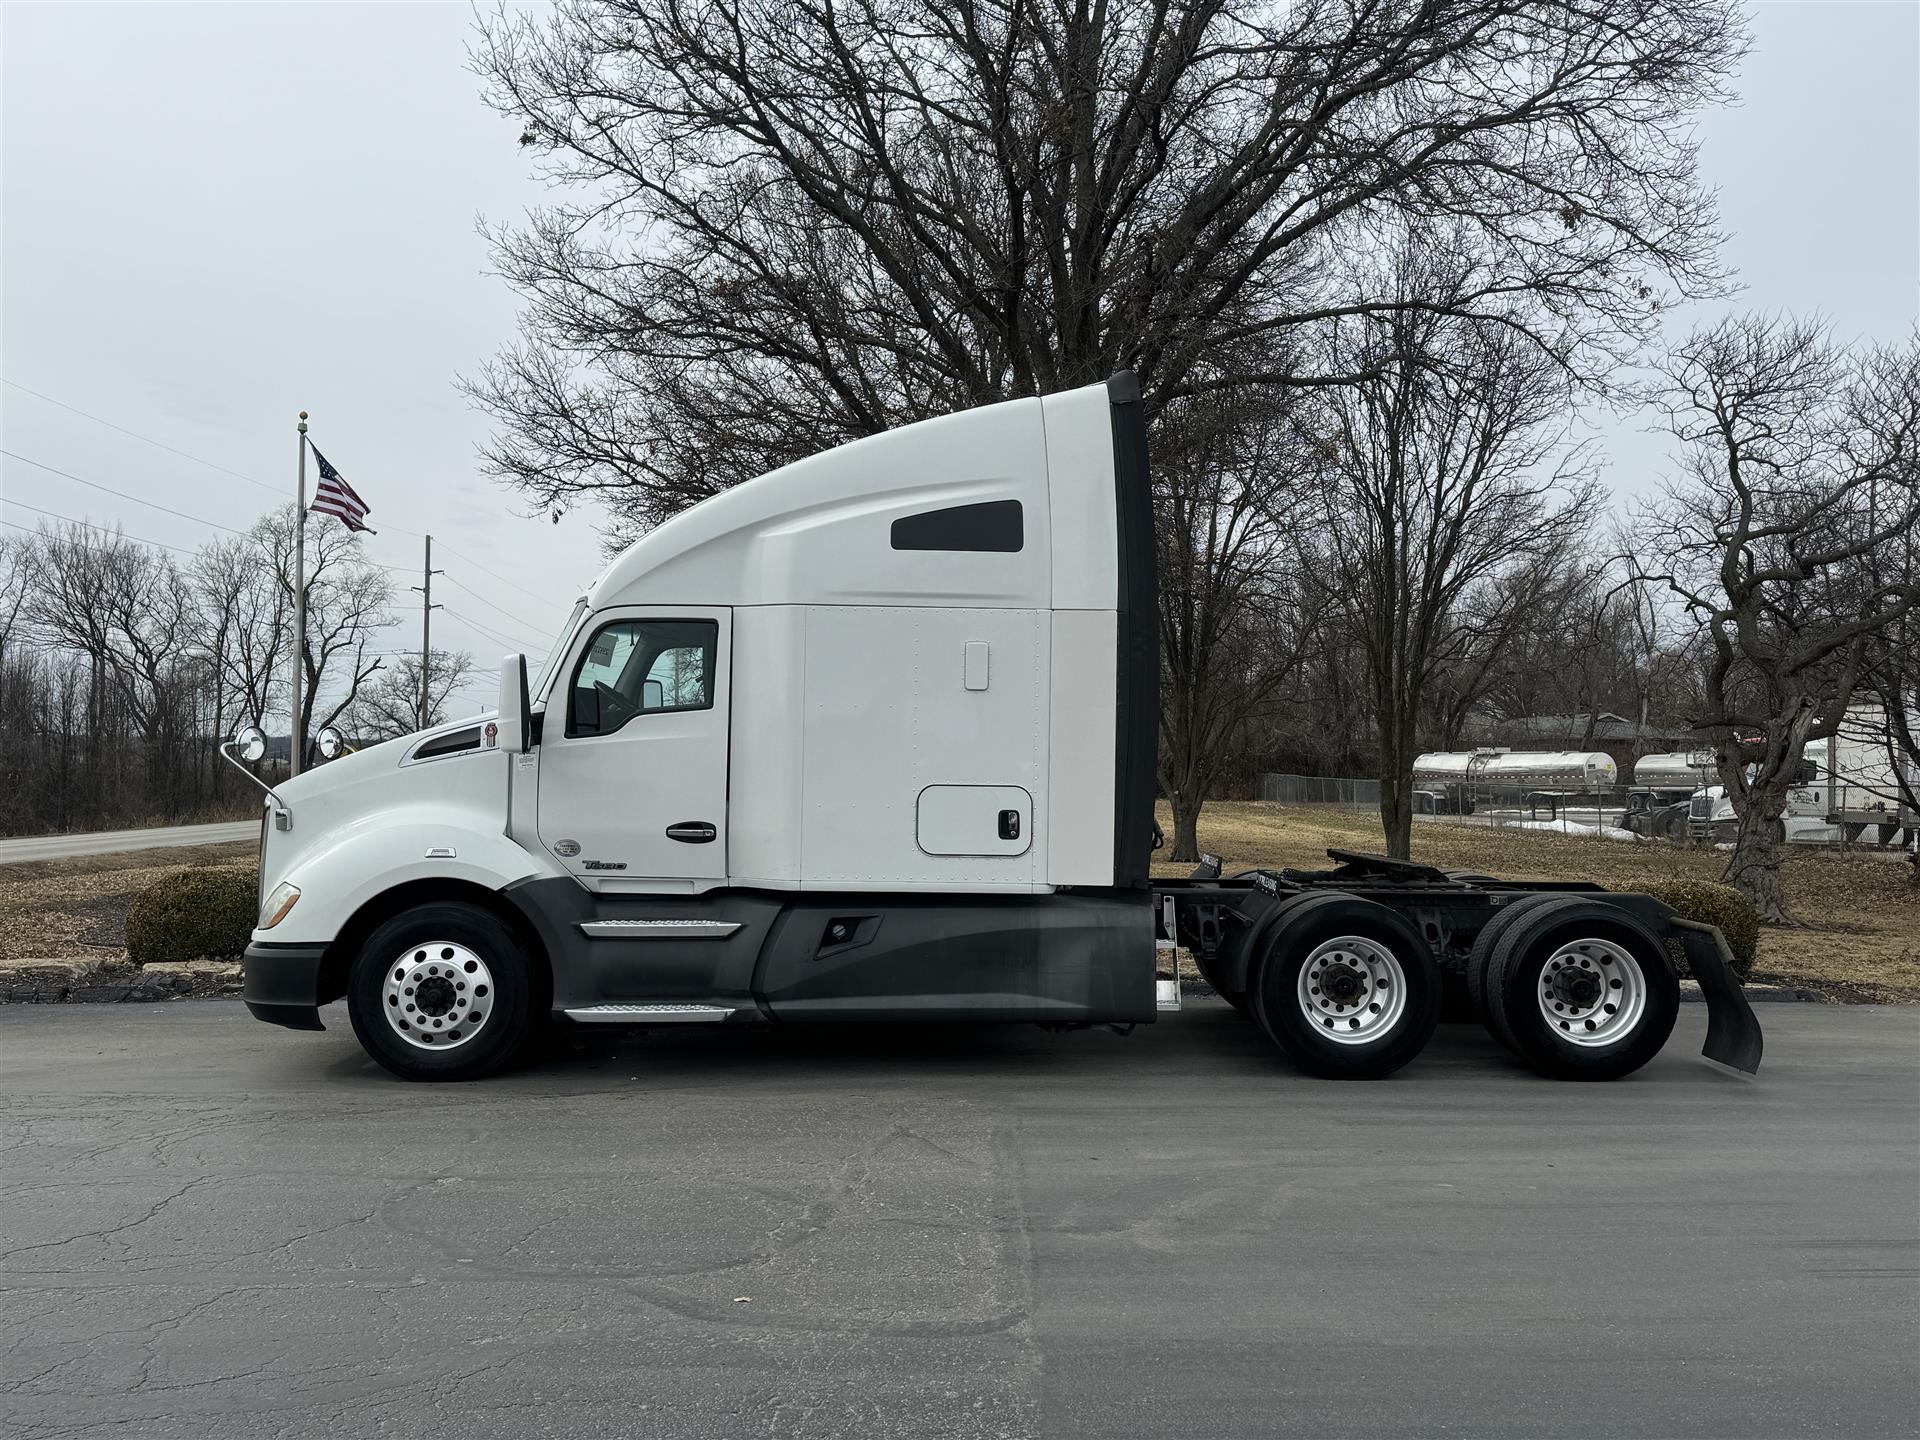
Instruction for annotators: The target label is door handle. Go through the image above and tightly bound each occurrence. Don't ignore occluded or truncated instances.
[666,821,718,844]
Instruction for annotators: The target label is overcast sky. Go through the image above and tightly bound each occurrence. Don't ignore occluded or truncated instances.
[3,1,1917,712]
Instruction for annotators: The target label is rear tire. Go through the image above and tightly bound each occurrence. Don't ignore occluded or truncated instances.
[347,902,536,1082]
[1191,947,1250,1015]
[1466,893,1568,1053]
[1248,895,1440,1079]
[1481,898,1678,1081]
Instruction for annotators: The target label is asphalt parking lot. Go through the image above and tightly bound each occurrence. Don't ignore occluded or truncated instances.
[3,999,1916,1440]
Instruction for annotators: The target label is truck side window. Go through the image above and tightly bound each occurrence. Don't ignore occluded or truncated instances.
[567,618,718,737]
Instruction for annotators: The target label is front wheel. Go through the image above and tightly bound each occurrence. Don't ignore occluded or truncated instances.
[1248,895,1441,1079]
[347,902,537,1082]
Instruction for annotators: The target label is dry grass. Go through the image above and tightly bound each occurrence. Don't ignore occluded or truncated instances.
[4,813,1915,1001]
[0,842,255,963]
[1156,801,1920,1002]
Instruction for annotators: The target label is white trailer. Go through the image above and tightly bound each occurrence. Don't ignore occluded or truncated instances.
[234,377,1759,1083]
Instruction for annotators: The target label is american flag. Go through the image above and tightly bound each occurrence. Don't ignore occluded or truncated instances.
[309,445,376,533]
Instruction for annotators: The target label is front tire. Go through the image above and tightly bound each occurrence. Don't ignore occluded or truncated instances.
[1248,895,1441,1079]
[347,902,536,1082]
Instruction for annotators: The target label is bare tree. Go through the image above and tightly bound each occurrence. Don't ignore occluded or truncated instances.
[195,520,291,733]
[1156,394,1318,860]
[25,525,196,750]
[256,507,395,765]
[1303,301,1599,857]
[466,0,1739,542]
[0,535,28,714]
[348,649,479,741]
[1632,316,1920,922]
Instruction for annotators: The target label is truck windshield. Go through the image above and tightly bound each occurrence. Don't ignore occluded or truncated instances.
[532,599,588,705]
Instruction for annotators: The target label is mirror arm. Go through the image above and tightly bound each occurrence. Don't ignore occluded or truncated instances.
[220,738,291,831]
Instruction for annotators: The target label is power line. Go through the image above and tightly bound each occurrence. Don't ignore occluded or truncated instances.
[442,605,546,651]
[4,450,255,537]
[435,568,564,631]
[1,378,285,498]
[5,383,580,609]
[0,502,200,556]
[433,539,573,609]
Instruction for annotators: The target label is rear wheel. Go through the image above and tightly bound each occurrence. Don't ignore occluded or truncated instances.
[1465,893,1566,1052]
[1191,947,1250,1015]
[1480,898,1678,1080]
[1249,896,1440,1079]
[347,902,536,1082]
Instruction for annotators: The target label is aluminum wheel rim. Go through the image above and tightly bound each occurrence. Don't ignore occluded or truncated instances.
[382,941,494,1051]
[1537,937,1645,1046]
[1297,936,1407,1044]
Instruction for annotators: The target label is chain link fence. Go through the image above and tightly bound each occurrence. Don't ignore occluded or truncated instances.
[1255,773,1381,807]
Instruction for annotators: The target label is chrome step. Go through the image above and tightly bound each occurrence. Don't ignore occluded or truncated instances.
[578,919,741,939]
[563,1003,736,1024]
[1156,893,1181,1011]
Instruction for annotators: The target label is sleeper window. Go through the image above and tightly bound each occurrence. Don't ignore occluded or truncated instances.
[567,618,717,737]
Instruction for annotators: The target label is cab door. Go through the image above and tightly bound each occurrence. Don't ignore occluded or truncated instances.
[536,607,730,891]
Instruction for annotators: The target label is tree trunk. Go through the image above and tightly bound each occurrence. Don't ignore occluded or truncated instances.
[1722,779,1793,924]
[1169,788,1204,864]
[1376,712,1418,860]
[1379,774,1414,860]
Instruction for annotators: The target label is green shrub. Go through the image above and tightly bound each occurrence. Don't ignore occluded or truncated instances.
[1647,879,1760,980]
[124,865,259,967]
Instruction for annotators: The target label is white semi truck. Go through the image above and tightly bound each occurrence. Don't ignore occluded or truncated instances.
[234,376,1760,1083]
[1685,714,1919,848]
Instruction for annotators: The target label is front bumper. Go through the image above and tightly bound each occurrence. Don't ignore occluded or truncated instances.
[243,941,329,1031]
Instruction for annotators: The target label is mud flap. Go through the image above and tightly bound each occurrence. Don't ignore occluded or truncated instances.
[1667,918,1764,1075]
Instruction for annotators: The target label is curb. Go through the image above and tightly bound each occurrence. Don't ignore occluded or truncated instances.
[0,958,242,1005]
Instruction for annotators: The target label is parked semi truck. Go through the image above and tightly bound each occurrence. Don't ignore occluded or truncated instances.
[1685,714,1918,848]
[235,376,1760,1084]
[1616,753,1715,841]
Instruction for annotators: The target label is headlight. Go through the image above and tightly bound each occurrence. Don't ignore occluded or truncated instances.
[259,881,301,930]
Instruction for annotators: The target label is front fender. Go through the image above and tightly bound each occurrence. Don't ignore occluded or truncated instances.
[253,821,562,947]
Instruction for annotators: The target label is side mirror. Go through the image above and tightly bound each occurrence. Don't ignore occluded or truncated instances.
[642,678,664,710]
[233,724,268,764]
[497,653,531,753]
[316,726,347,761]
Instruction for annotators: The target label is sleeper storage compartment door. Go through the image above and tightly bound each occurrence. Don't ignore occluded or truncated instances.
[917,785,1032,857]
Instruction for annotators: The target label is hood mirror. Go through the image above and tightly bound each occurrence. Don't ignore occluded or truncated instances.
[233,724,268,764]
[316,726,347,761]
[221,723,290,830]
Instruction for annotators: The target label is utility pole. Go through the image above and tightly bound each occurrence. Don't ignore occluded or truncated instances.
[412,534,443,731]
[290,411,308,777]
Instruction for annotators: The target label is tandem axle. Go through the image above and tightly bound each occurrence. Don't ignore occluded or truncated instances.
[1149,849,1762,1081]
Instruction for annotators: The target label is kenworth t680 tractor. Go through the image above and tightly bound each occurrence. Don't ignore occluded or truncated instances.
[238,375,1761,1083]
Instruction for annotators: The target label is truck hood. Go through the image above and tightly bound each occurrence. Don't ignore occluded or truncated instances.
[275,713,499,806]
[255,711,521,922]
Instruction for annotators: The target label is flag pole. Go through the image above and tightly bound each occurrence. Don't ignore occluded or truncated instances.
[290,411,309,777]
